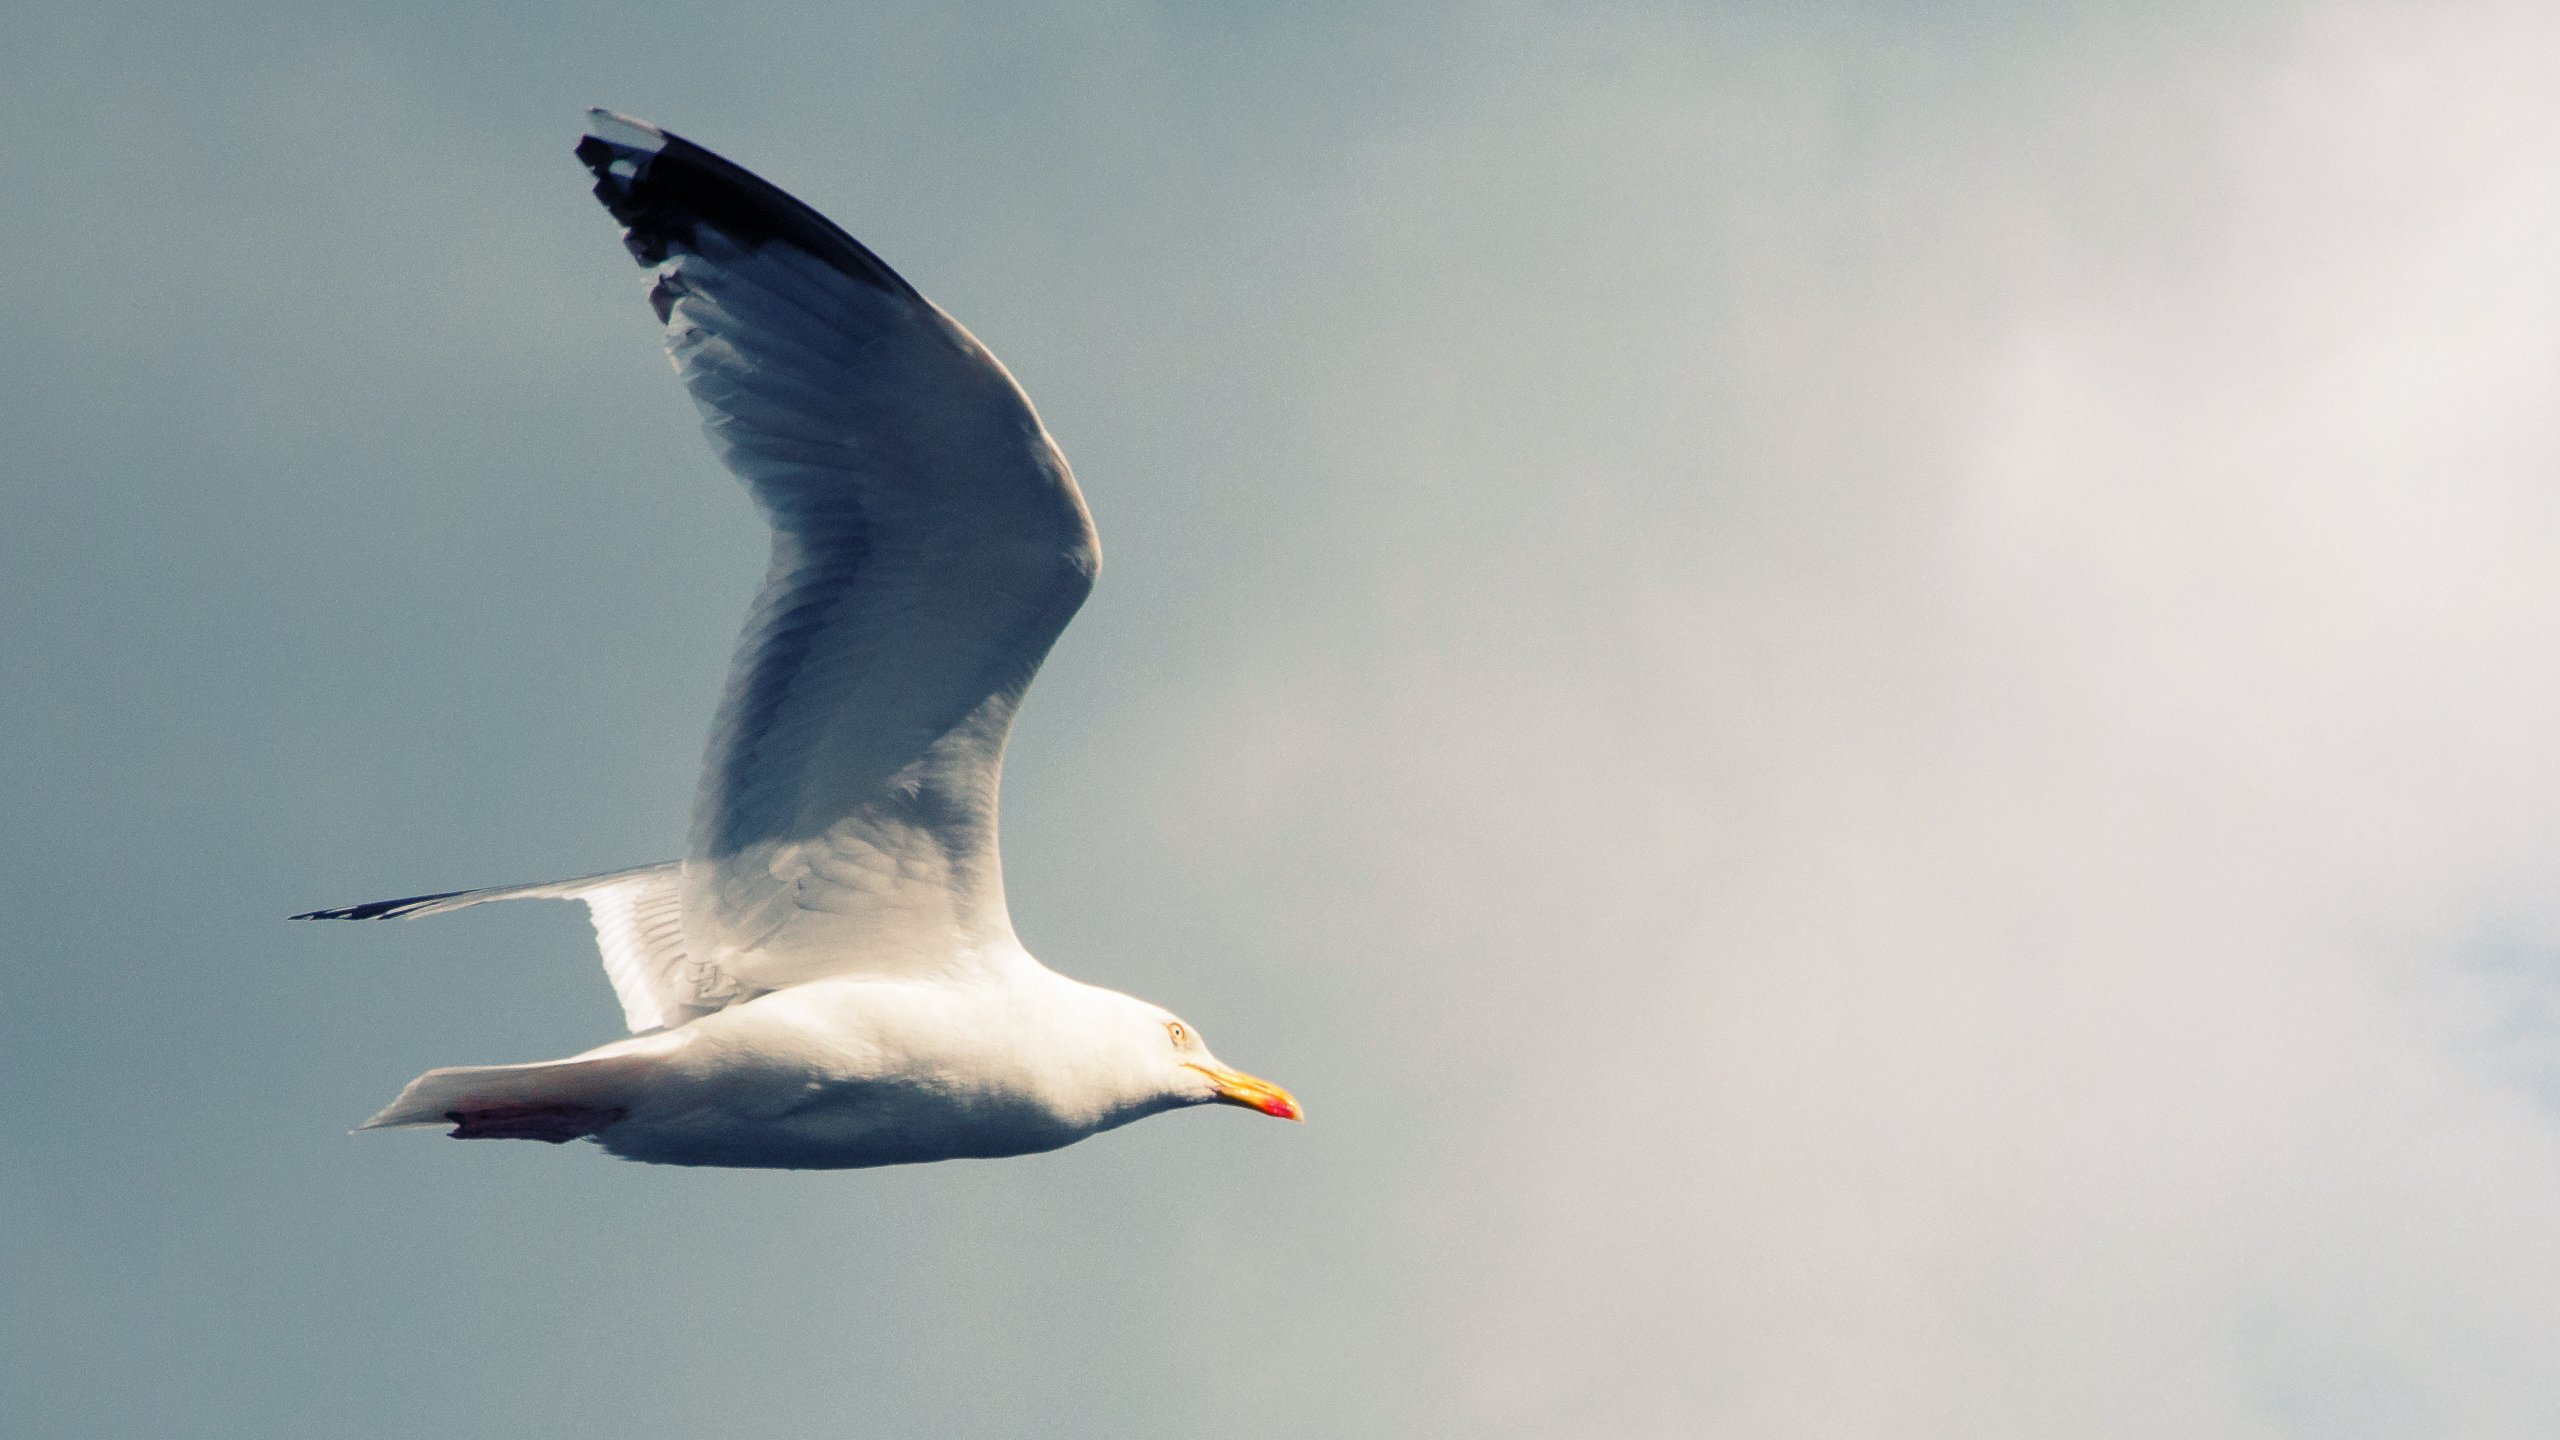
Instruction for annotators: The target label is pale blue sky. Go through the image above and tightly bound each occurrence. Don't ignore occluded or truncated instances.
[11,4,2560,1437]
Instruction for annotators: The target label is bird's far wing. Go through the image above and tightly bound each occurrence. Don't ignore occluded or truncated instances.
[576,111,1099,989]
[294,862,748,1033]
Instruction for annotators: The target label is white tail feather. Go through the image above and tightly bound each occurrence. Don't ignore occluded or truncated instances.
[362,1050,658,1137]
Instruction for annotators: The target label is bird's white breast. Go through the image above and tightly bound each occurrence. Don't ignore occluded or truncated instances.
[584,969,1167,1170]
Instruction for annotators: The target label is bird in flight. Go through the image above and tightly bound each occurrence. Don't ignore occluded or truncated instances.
[298,111,1300,1169]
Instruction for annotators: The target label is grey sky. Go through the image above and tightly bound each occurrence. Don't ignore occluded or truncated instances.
[9,3,2560,1436]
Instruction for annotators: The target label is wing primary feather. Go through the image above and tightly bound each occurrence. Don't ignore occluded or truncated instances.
[293,890,471,921]
[575,112,920,300]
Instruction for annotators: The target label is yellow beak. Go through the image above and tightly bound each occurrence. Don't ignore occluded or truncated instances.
[1187,1063,1304,1121]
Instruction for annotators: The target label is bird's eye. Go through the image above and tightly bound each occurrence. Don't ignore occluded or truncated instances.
[1166,1021,1187,1047]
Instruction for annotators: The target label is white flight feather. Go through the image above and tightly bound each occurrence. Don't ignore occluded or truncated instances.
[653,211,1099,995]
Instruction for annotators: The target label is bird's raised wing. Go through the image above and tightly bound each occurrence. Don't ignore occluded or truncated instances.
[577,111,1098,989]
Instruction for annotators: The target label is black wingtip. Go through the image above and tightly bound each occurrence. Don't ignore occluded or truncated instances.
[291,889,469,922]
[573,111,919,299]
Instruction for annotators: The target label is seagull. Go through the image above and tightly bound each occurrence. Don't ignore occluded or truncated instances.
[297,111,1300,1170]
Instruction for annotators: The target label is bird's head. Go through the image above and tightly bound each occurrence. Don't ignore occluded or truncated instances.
[1135,1004,1302,1122]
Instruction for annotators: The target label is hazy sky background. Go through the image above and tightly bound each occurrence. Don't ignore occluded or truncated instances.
[10,2,2560,1436]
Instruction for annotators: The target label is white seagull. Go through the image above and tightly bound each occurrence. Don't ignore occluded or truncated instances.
[298,111,1300,1169]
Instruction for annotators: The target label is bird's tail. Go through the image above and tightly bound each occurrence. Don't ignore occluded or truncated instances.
[362,1051,656,1144]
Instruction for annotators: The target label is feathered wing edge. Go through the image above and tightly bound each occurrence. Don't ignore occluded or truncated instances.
[567,109,1100,987]
[294,862,737,1033]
